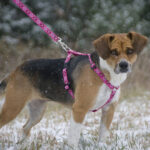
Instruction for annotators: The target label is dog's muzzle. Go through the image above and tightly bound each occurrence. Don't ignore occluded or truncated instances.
[115,59,131,74]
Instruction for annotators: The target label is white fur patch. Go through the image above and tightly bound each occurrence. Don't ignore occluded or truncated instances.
[99,122,110,142]
[0,97,5,113]
[67,115,82,147]
[91,85,120,111]
[99,57,127,86]
[91,57,127,111]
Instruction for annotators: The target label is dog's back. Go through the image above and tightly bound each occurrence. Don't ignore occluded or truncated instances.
[18,55,89,104]
[20,58,70,103]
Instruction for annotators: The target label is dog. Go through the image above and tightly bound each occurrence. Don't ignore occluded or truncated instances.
[0,31,148,146]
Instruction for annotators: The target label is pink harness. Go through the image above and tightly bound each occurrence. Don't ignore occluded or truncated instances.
[12,0,119,112]
[63,50,119,112]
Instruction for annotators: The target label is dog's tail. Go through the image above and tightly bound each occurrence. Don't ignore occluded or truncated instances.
[0,75,9,96]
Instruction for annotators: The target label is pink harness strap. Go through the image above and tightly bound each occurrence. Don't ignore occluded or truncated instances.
[63,50,119,112]
[12,0,119,112]
[62,50,91,99]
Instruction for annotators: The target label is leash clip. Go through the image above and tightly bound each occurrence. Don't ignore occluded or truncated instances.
[58,38,71,52]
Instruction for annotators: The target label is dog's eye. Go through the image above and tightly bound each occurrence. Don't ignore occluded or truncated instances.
[111,49,119,56]
[126,48,134,55]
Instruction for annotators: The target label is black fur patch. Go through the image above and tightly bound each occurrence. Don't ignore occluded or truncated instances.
[20,56,87,103]
[20,52,99,104]
[0,80,7,92]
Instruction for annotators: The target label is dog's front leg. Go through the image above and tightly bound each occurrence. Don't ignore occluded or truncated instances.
[67,114,83,148]
[99,102,117,143]
[67,104,87,148]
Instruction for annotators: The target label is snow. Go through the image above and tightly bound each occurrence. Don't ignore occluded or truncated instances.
[0,93,150,149]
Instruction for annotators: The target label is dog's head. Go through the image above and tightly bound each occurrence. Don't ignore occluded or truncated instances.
[93,32,148,74]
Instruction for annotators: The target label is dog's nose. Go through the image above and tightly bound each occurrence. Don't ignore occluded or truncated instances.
[119,61,129,72]
[119,61,128,69]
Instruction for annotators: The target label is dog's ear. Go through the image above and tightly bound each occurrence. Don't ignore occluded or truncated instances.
[93,34,114,59]
[127,31,148,54]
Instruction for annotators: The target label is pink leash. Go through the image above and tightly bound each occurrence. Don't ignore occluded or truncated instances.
[12,0,59,43]
[12,0,119,112]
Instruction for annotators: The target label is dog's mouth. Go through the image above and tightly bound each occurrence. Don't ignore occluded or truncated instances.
[114,60,131,74]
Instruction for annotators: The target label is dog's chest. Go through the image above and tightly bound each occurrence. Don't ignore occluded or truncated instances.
[91,84,120,110]
[91,73,126,110]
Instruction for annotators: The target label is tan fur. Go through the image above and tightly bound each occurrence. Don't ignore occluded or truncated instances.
[127,31,148,54]
[0,70,44,128]
[93,32,148,69]
[72,64,110,123]
[23,100,47,136]
[106,34,138,68]
[102,102,117,129]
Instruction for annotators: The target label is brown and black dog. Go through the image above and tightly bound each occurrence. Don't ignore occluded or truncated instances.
[0,32,148,146]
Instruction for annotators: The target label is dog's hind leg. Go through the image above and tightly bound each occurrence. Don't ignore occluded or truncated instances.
[23,100,47,137]
[0,74,31,128]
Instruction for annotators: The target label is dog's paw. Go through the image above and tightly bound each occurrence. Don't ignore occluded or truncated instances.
[97,141,107,149]
[16,130,28,144]
[98,130,110,143]
[67,137,79,149]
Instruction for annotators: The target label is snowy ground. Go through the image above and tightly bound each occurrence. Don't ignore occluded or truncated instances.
[0,92,150,150]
